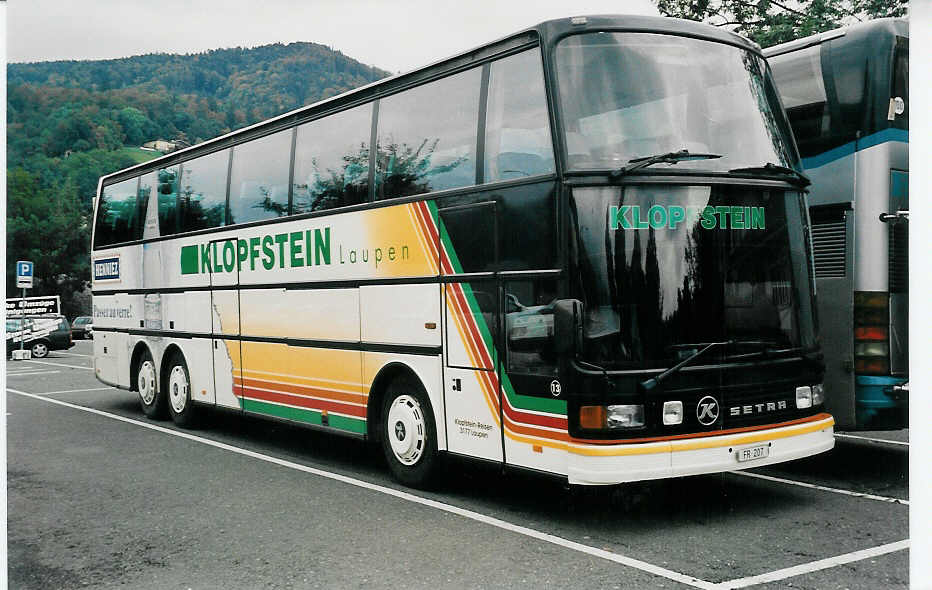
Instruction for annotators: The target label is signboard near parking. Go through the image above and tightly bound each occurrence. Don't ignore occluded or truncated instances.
[16,260,33,289]
[6,295,61,317]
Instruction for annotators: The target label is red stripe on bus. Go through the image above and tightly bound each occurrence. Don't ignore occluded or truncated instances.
[502,404,567,429]
[411,201,440,262]
[234,385,367,418]
[234,377,366,405]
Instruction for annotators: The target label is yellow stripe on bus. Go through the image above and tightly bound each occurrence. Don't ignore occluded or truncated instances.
[504,416,834,457]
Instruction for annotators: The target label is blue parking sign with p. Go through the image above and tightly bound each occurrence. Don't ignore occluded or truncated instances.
[16,260,34,288]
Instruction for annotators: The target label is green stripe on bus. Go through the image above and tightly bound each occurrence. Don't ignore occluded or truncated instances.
[242,398,367,434]
[180,245,199,275]
[500,371,567,415]
[429,200,566,417]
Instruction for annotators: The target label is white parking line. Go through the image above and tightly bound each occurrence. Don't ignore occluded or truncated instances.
[22,359,93,371]
[714,539,909,589]
[6,387,717,590]
[37,387,116,396]
[731,471,908,505]
[6,371,59,377]
[835,433,909,447]
[53,351,93,358]
[9,387,908,589]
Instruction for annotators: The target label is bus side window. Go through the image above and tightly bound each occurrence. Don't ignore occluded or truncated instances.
[293,103,372,213]
[376,66,481,200]
[178,149,230,232]
[484,48,554,182]
[505,279,559,378]
[769,45,828,159]
[155,166,181,236]
[229,129,292,225]
[93,177,144,248]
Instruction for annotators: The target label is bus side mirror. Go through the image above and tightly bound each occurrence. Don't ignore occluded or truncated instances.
[553,299,583,355]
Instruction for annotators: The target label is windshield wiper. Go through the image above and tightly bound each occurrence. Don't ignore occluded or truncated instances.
[728,162,811,187]
[640,339,778,392]
[611,149,722,179]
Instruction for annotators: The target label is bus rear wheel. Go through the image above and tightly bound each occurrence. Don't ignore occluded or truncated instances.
[136,349,167,419]
[380,379,438,489]
[165,353,199,429]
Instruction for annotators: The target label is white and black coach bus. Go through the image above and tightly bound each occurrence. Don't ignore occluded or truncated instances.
[92,15,833,488]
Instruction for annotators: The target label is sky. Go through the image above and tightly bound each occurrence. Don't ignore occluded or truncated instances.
[7,0,660,73]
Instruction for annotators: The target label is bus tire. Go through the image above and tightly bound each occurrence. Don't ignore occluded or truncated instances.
[136,349,167,419]
[165,352,199,428]
[380,378,438,489]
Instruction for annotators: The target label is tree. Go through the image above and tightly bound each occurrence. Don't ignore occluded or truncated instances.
[117,106,156,145]
[7,169,90,317]
[6,41,391,316]
[655,0,907,47]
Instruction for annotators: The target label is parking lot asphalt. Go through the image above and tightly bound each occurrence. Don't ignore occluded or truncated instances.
[6,341,910,589]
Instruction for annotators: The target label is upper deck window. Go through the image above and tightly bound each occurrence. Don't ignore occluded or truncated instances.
[151,166,181,235]
[768,45,828,159]
[484,47,555,182]
[555,32,798,173]
[94,177,144,248]
[177,149,230,233]
[769,28,907,159]
[229,129,292,224]
[376,67,481,199]
[293,103,372,213]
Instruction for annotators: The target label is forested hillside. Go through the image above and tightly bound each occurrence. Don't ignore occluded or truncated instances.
[7,42,389,315]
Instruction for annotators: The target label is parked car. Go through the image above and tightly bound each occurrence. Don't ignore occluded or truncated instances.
[6,315,74,358]
[71,316,93,339]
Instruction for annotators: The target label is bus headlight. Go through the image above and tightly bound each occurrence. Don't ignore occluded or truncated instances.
[811,383,824,406]
[579,404,645,429]
[662,401,684,425]
[795,386,812,409]
[607,404,645,428]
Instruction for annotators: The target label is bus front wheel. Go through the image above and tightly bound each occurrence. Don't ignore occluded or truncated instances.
[136,349,167,419]
[381,379,438,489]
[165,352,199,429]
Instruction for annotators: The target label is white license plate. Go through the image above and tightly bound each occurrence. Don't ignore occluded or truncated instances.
[736,444,769,463]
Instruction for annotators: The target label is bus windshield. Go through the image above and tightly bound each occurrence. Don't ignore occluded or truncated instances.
[570,184,818,369]
[555,32,799,173]
[767,26,907,159]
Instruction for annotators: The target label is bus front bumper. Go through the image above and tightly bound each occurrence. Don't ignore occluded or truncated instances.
[566,413,834,485]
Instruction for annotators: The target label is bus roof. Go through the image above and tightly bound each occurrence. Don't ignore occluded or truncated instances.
[99,14,761,186]
[763,17,907,58]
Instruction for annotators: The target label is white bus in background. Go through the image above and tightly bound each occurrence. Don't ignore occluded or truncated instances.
[766,19,908,430]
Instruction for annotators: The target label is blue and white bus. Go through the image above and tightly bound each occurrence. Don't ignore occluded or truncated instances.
[766,18,908,430]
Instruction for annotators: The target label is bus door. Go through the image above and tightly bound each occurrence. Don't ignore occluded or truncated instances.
[439,201,504,462]
[499,276,562,471]
[208,237,243,410]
